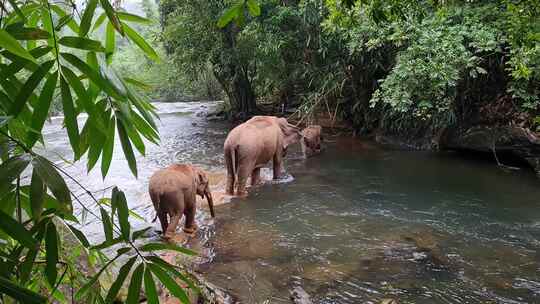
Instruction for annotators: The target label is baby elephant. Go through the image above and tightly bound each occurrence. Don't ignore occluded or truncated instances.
[149,164,215,239]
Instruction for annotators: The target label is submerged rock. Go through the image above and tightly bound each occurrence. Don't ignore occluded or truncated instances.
[290,286,313,304]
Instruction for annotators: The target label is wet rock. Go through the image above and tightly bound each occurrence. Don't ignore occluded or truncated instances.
[440,125,540,174]
[290,286,313,304]
[380,299,398,304]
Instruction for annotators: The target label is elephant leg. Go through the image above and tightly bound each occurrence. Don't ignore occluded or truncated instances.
[157,211,168,235]
[273,152,283,180]
[164,213,181,239]
[236,163,252,196]
[251,167,261,186]
[183,199,197,234]
[226,174,235,195]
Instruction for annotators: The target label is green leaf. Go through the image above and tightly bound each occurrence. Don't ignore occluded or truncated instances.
[92,12,107,32]
[112,187,130,241]
[117,11,151,24]
[246,0,261,16]
[144,267,159,304]
[139,243,197,256]
[32,155,72,211]
[20,225,46,282]
[50,5,80,33]
[55,14,73,31]
[0,29,36,62]
[79,0,98,37]
[29,168,45,221]
[126,263,144,304]
[148,263,190,304]
[122,22,159,62]
[99,0,123,34]
[75,253,121,300]
[132,111,159,144]
[146,256,198,292]
[61,52,125,101]
[61,66,105,131]
[101,116,115,178]
[60,76,81,158]
[105,21,115,64]
[100,207,114,242]
[28,71,58,146]
[117,117,138,177]
[0,154,31,187]
[6,27,50,40]
[0,209,37,248]
[104,256,137,303]
[67,224,90,247]
[45,222,59,286]
[58,36,106,52]
[0,276,46,304]
[124,77,152,91]
[217,2,243,28]
[132,227,151,240]
[11,60,54,117]
[6,0,26,22]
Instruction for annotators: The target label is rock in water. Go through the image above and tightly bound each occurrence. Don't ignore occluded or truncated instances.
[290,286,313,304]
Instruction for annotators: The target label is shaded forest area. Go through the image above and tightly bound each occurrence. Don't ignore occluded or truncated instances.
[159,0,539,169]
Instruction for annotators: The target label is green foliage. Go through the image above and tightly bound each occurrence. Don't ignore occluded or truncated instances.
[0,0,198,303]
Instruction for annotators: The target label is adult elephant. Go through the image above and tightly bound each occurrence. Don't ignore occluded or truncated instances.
[149,164,215,239]
[224,116,321,196]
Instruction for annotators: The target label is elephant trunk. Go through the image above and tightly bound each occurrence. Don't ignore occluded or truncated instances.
[205,189,215,218]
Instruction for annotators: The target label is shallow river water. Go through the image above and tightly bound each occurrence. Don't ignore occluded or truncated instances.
[42,102,540,304]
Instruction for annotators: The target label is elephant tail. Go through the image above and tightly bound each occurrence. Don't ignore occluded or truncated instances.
[149,190,160,222]
[225,145,237,183]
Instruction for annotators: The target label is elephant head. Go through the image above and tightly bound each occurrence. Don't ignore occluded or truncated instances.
[301,125,322,156]
[194,168,215,218]
[277,117,302,150]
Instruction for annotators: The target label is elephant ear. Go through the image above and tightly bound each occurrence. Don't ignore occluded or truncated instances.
[278,118,301,149]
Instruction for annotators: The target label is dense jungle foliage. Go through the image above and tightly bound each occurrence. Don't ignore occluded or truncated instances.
[161,0,539,144]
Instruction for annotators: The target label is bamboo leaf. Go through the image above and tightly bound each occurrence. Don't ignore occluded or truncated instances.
[146,256,198,292]
[32,155,72,211]
[6,27,50,40]
[0,209,37,248]
[27,71,58,146]
[60,76,80,158]
[45,222,59,286]
[6,0,26,22]
[148,263,190,304]
[50,5,80,33]
[122,22,159,62]
[144,267,159,304]
[139,243,197,256]
[79,0,98,37]
[124,77,152,91]
[91,12,107,32]
[66,224,90,247]
[61,52,125,101]
[0,154,31,187]
[11,60,54,117]
[101,116,115,178]
[58,36,105,52]
[132,227,151,240]
[117,11,151,24]
[29,168,45,221]
[105,21,115,64]
[99,0,123,34]
[100,207,114,242]
[104,256,137,303]
[0,276,46,304]
[75,253,121,300]
[0,29,36,62]
[126,263,144,304]
[112,187,130,241]
[117,117,138,177]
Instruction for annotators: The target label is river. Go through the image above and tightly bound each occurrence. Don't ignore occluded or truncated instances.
[42,101,540,303]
